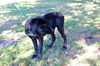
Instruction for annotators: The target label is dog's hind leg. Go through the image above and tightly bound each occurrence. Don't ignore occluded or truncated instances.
[57,26,67,50]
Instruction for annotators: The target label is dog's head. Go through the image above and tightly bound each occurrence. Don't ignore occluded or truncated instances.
[25,16,53,37]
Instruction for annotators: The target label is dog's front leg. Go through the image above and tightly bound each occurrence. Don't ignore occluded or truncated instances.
[47,31,56,48]
[30,37,38,59]
[37,36,44,59]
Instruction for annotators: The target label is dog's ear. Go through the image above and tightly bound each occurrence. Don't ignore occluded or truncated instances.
[40,24,53,34]
[38,18,47,25]
[30,17,47,25]
[30,18,38,24]
[29,18,39,32]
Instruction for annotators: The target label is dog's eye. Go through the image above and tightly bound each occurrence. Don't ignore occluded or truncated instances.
[27,29,32,31]
[30,29,32,31]
[26,29,29,31]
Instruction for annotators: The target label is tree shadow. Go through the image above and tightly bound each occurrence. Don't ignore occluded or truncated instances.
[0,0,100,65]
[0,19,24,34]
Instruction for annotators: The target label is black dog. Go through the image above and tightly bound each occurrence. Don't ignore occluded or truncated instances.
[25,12,67,59]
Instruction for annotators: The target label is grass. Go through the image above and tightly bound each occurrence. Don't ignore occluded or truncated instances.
[0,0,100,66]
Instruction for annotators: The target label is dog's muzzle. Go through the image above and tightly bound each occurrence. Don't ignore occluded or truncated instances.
[27,31,37,37]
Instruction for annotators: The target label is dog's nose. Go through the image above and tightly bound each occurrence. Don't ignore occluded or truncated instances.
[27,33,34,36]
[27,31,37,37]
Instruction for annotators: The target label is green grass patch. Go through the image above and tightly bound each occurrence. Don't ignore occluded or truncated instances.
[0,35,7,39]
[0,0,100,65]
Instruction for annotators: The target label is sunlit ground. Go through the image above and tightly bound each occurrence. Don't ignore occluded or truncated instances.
[0,0,100,66]
[0,0,36,5]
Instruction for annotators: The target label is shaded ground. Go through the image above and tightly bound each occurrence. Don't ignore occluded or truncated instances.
[0,0,100,66]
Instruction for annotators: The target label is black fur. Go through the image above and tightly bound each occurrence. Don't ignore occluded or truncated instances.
[25,12,67,59]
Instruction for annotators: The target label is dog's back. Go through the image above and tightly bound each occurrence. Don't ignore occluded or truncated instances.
[43,12,64,28]
[43,12,64,18]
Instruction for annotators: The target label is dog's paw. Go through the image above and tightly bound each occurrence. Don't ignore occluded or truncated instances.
[62,46,67,50]
[37,54,42,60]
[32,54,37,59]
[46,45,52,48]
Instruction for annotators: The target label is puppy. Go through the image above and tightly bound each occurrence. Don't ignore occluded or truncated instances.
[25,12,67,59]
